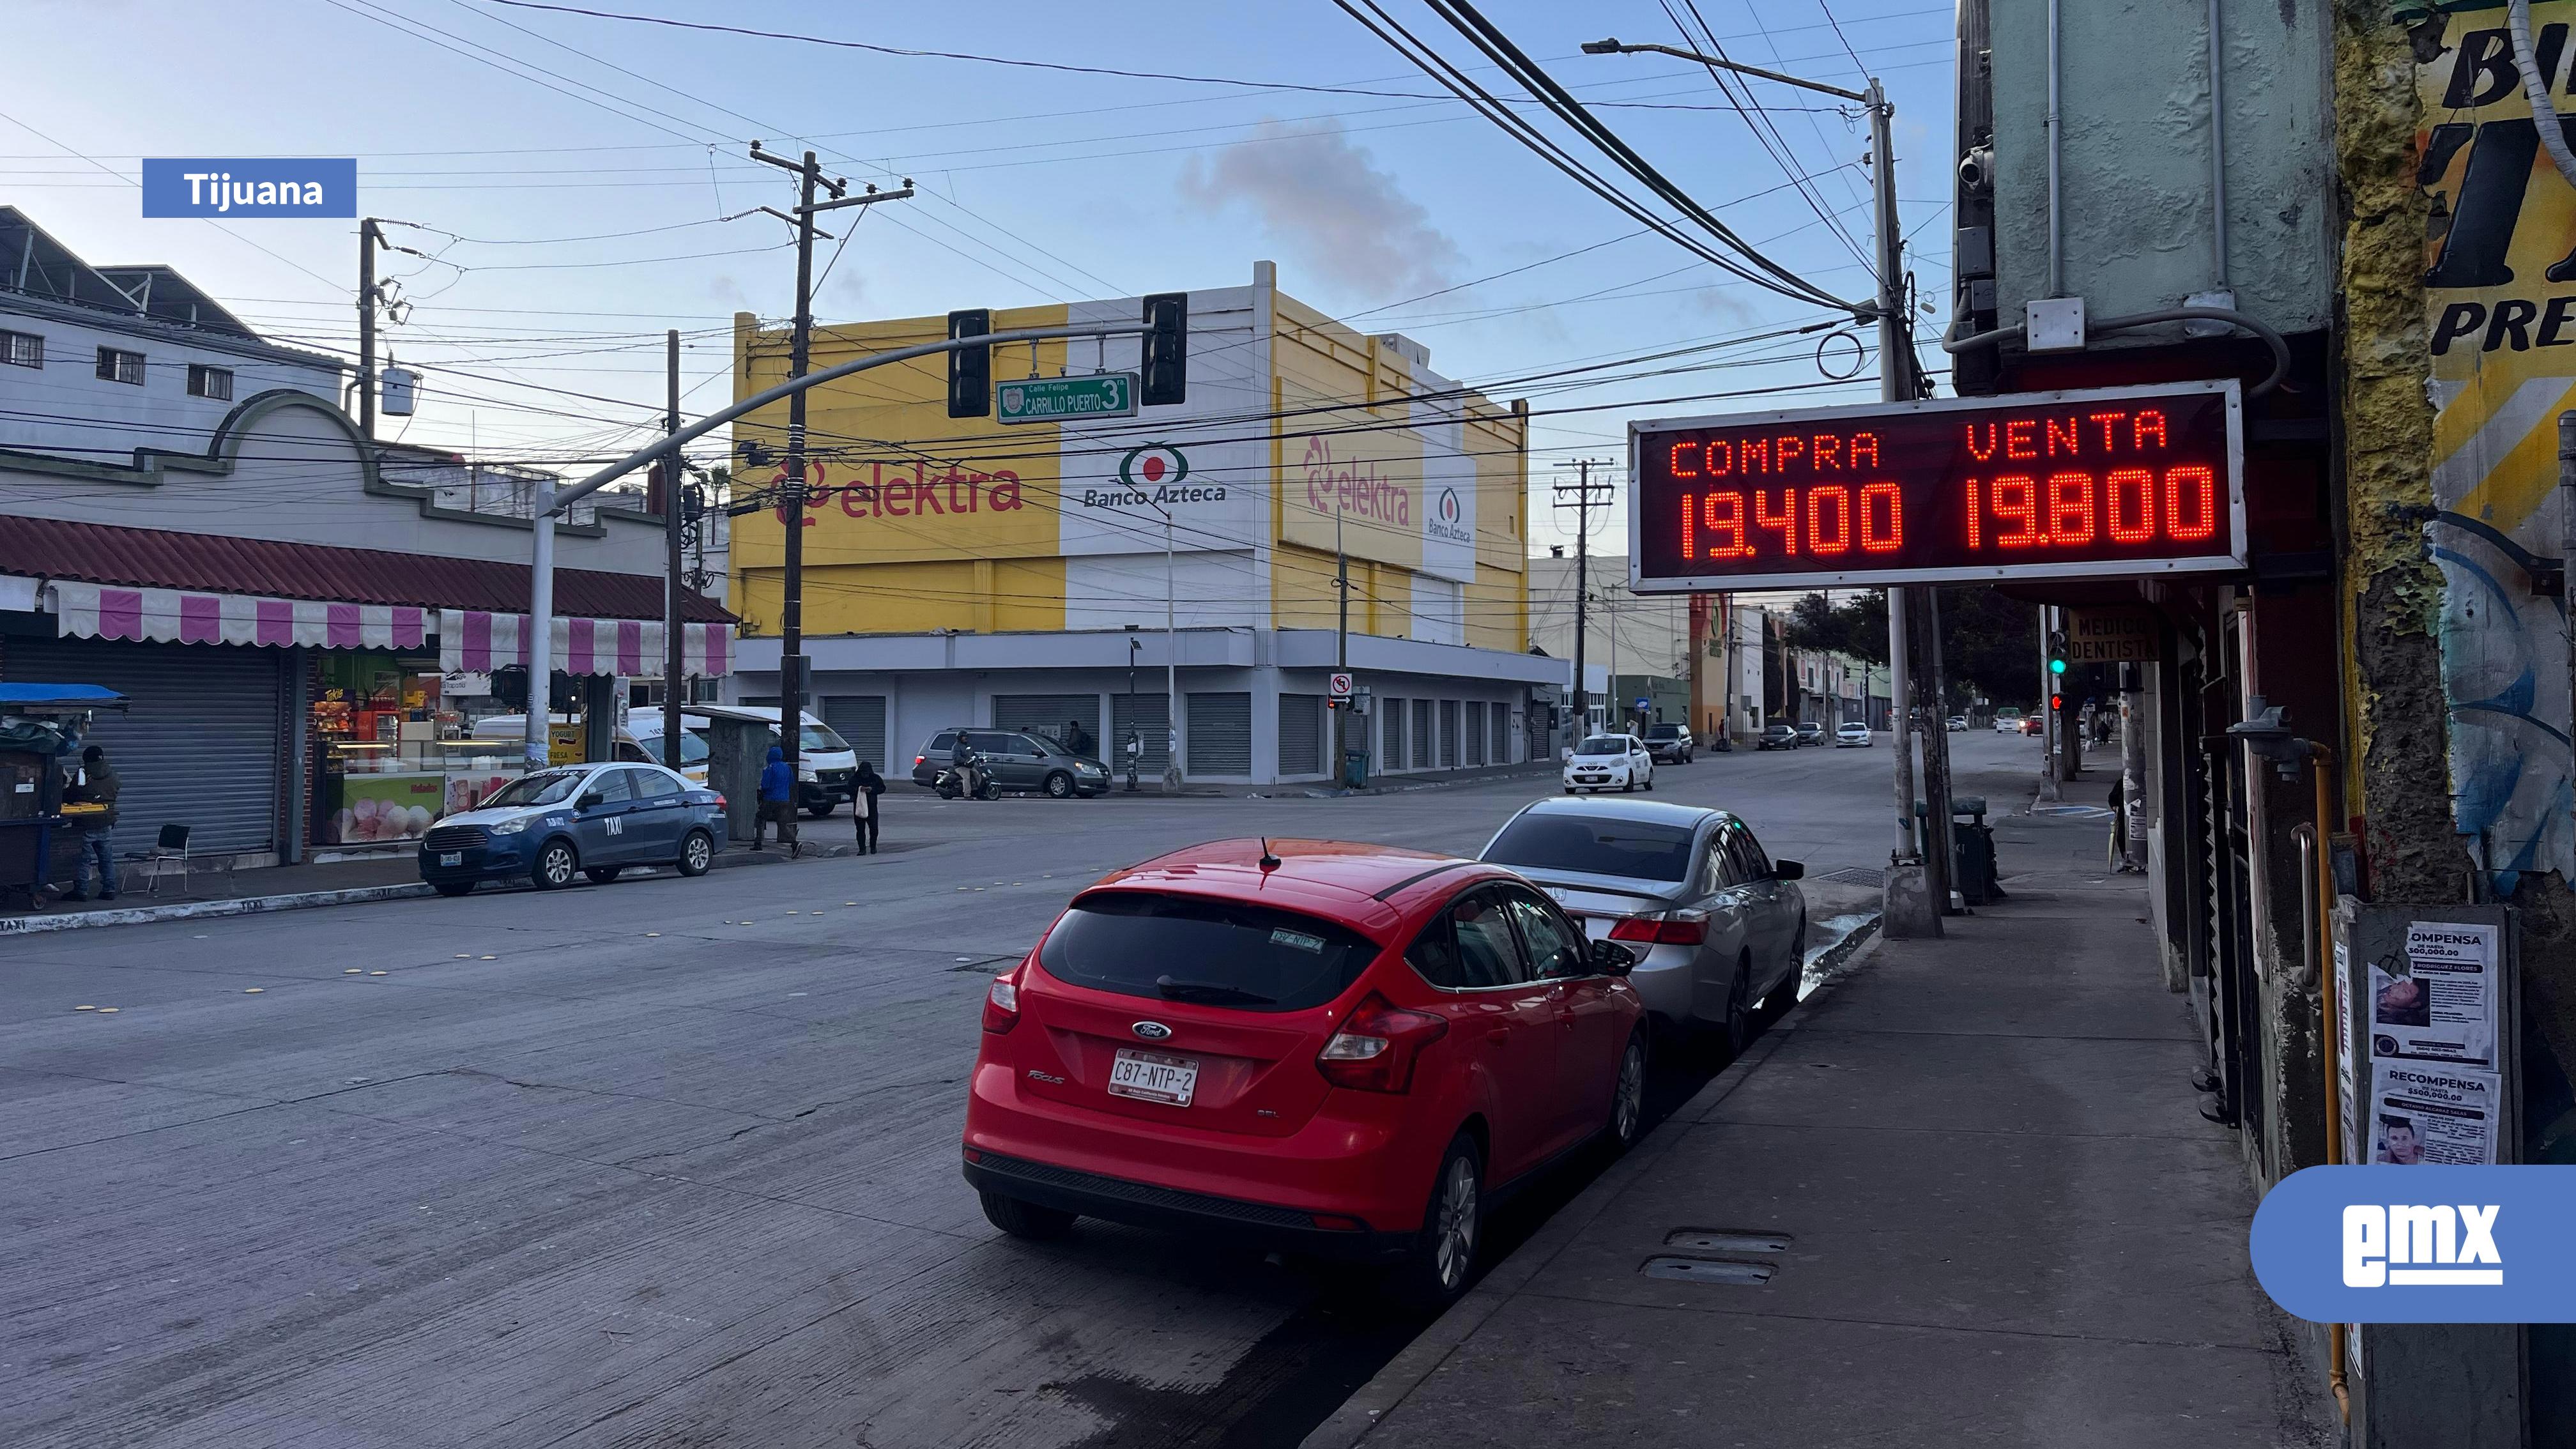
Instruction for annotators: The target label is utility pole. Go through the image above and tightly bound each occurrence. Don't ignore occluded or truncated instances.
[1581,39,1933,931]
[661,328,685,770]
[1163,504,1181,793]
[1554,459,1616,743]
[744,142,911,795]
[356,218,386,438]
[1334,496,1350,786]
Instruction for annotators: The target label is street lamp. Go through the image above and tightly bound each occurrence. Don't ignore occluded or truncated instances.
[1583,36,1942,931]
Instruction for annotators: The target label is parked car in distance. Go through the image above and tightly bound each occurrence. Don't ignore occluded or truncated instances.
[2021,715,2046,736]
[1946,716,1969,732]
[912,727,1111,798]
[1564,733,1655,793]
[418,761,721,896]
[1641,722,1694,763]
[1755,723,1798,751]
[1834,722,1873,747]
[962,838,1648,1307]
[1793,721,1825,748]
[1482,799,1805,1052]
[1993,710,2025,734]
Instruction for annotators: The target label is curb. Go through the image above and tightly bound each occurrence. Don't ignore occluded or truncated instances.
[1298,916,1885,1449]
[0,882,436,934]
[0,838,855,933]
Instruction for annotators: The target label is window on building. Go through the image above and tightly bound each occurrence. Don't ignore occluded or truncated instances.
[95,347,144,385]
[0,330,40,368]
[187,364,233,401]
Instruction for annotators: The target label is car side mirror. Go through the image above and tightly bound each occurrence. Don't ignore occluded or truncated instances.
[578,792,604,810]
[1771,859,1804,881]
[1593,940,1639,976]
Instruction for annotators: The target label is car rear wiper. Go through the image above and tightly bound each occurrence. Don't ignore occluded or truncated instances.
[1154,976,1276,1006]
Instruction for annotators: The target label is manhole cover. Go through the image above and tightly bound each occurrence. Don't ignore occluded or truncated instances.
[1665,1229,1793,1254]
[1642,1256,1775,1285]
[1818,866,1883,887]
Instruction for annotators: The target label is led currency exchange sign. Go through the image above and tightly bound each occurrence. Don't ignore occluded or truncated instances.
[1627,381,2245,592]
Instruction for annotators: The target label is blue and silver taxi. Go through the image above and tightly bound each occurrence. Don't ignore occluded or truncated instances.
[419,762,724,896]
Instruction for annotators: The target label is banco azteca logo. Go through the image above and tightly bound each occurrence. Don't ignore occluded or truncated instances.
[2343,1202,2503,1287]
[1436,487,1461,525]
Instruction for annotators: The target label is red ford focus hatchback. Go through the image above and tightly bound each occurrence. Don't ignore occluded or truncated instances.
[962,838,1648,1303]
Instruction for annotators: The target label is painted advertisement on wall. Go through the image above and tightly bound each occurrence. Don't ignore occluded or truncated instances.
[2414,4,2576,893]
[731,289,1270,572]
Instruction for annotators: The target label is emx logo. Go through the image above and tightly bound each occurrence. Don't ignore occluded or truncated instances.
[2252,1167,2575,1324]
[2343,1204,2502,1287]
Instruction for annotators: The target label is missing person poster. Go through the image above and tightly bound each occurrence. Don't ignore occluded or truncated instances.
[2366,1061,2500,1165]
[2365,921,2499,1066]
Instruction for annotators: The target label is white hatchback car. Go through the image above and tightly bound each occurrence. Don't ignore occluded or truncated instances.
[1564,733,1655,793]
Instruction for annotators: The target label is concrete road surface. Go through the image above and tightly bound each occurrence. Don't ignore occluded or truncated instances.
[2,732,2030,1448]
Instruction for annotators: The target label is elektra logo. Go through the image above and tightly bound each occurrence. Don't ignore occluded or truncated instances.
[2250,1166,2575,1324]
[2343,1203,2503,1287]
[142,158,356,218]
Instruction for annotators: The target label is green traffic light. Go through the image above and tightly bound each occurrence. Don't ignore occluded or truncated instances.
[2049,658,2066,673]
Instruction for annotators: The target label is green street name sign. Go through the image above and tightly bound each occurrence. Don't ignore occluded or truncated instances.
[995,372,1137,424]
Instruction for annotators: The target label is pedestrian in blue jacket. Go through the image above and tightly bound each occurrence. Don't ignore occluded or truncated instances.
[755,743,799,855]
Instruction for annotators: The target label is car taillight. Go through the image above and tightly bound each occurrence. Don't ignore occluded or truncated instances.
[1608,909,1708,946]
[982,975,1021,1034]
[712,793,726,811]
[1316,992,1448,1093]
[914,755,927,769]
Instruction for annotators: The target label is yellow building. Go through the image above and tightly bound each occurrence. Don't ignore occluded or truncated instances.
[726,262,1564,785]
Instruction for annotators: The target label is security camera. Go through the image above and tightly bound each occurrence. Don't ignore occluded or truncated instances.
[1959,145,1997,195]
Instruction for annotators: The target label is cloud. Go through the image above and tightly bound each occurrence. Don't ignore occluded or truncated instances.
[1179,119,1461,299]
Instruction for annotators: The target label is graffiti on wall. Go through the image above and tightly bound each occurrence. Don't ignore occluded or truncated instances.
[2416,6,2576,892]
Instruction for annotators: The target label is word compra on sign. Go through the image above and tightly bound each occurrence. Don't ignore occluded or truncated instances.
[1629,381,2245,592]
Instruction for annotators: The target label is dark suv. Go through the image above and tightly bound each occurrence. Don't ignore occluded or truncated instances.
[1641,722,1694,763]
[912,728,1111,799]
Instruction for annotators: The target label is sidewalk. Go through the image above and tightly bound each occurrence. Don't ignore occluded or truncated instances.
[1306,801,2336,1449]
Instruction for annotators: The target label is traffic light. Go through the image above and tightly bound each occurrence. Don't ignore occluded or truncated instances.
[2046,629,2069,680]
[1141,291,1188,406]
[2050,691,2066,713]
[946,307,990,418]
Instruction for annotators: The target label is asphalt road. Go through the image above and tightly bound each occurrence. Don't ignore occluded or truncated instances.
[1,731,2044,1448]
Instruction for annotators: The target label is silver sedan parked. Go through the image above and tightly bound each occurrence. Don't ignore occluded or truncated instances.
[1479,798,1807,1054]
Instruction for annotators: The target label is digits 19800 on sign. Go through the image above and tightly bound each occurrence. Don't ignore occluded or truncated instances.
[1627,379,2245,593]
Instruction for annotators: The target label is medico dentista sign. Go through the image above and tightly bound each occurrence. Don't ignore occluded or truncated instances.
[142,159,356,218]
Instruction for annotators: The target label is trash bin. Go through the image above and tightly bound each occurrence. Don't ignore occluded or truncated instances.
[1342,748,1370,790]
[1915,795,2004,905]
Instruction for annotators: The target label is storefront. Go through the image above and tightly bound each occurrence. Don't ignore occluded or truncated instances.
[0,519,732,866]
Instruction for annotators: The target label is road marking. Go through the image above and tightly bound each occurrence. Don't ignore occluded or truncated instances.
[645,931,661,937]
[480,954,497,960]
[96,1007,118,1013]
[369,970,389,977]
[243,988,264,994]
[73,1004,94,1011]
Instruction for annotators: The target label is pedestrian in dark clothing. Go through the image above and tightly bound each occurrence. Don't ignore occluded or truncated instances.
[63,744,119,901]
[852,761,883,854]
[754,743,799,855]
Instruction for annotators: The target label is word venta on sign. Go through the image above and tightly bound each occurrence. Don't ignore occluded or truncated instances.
[1629,381,2244,592]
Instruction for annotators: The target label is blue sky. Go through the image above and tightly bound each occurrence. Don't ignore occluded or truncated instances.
[4,0,1957,554]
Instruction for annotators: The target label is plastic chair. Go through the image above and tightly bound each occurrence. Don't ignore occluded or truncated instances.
[130,822,192,896]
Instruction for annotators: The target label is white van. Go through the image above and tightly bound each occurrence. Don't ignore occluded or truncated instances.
[636,706,858,817]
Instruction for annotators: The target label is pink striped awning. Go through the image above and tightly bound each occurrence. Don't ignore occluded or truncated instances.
[436,609,730,678]
[42,581,730,678]
[50,580,429,652]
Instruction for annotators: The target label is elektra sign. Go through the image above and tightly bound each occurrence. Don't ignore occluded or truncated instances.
[142,159,356,218]
[2249,1165,2576,1323]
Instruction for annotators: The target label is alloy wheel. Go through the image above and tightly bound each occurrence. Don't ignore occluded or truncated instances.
[539,843,574,889]
[682,832,712,874]
[1613,1039,1644,1144]
[1432,1154,1479,1289]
